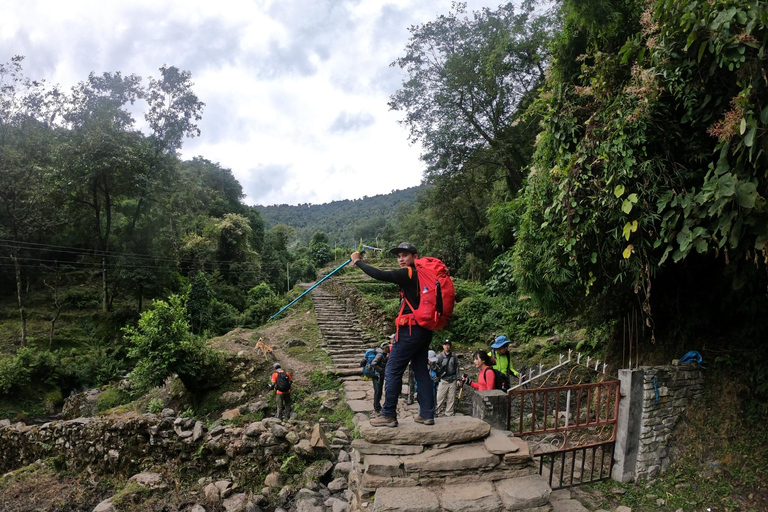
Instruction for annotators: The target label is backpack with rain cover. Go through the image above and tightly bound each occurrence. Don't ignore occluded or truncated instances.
[275,370,292,392]
[362,349,377,378]
[397,257,455,331]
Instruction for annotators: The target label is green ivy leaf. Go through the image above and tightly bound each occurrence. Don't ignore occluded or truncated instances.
[740,118,747,135]
[628,193,638,204]
[736,181,757,208]
[744,126,756,147]
[622,199,633,214]
[623,222,632,241]
[614,184,625,198]
[717,173,736,197]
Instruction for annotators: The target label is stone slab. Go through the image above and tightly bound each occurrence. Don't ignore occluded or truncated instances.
[372,486,440,512]
[364,454,404,477]
[401,442,499,473]
[347,400,374,412]
[438,481,503,512]
[495,474,551,511]
[551,499,589,512]
[418,466,537,487]
[351,439,424,456]
[345,390,367,400]
[503,437,532,464]
[359,415,490,445]
[361,474,419,492]
[484,429,520,455]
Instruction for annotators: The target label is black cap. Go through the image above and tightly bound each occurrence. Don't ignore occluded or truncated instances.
[442,339,452,345]
[389,242,418,256]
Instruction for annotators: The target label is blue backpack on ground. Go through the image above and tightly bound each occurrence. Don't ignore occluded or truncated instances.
[362,349,377,378]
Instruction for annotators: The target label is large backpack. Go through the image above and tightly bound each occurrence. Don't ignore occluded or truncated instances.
[275,370,292,392]
[483,367,510,392]
[398,257,455,331]
[362,349,377,378]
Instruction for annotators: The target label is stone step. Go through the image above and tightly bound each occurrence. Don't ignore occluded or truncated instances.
[359,416,490,446]
[369,474,552,512]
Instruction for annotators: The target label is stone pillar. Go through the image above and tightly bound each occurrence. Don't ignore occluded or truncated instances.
[612,364,704,482]
[612,368,644,482]
[471,390,508,430]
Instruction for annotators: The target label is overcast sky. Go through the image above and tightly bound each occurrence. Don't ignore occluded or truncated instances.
[2,0,505,206]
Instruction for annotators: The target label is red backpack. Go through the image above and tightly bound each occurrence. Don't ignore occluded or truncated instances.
[397,257,455,331]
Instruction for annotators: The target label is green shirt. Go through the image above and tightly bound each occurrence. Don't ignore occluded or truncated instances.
[489,350,518,377]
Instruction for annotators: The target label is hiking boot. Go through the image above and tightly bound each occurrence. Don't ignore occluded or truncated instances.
[370,415,398,428]
[413,415,435,425]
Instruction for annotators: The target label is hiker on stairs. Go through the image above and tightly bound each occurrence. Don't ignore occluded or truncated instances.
[435,339,460,416]
[489,335,519,381]
[360,344,389,415]
[269,363,293,420]
[350,242,435,428]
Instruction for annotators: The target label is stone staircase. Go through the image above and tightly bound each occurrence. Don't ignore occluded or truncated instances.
[311,286,379,378]
[348,416,553,512]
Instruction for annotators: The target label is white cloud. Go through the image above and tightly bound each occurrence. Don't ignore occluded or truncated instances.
[2,0,505,205]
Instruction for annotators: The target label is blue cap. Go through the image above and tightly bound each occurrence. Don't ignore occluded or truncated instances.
[491,335,511,349]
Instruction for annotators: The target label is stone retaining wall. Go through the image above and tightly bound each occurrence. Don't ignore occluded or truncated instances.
[612,364,704,482]
[0,414,299,474]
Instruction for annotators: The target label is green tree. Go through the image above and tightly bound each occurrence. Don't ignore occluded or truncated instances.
[125,294,224,392]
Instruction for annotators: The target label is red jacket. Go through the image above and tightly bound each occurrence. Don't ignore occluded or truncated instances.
[271,370,292,394]
[470,366,495,391]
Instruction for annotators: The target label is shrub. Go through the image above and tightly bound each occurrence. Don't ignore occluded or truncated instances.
[62,288,100,310]
[125,295,225,393]
[241,283,281,327]
[97,387,129,412]
[147,398,164,414]
[0,347,58,395]
[210,299,239,334]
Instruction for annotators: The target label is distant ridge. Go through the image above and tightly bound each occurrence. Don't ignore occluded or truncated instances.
[255,185,425,247]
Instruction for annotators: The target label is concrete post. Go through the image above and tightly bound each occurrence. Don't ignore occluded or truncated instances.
[471,390,508,430]
[612,368,645,482]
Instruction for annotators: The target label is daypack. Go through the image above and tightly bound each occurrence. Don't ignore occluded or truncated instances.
[483,367,510,392]
[362,349,377,378]
[275,370,292,392]
[397,257,455,331]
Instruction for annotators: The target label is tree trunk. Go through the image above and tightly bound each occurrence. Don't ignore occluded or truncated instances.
[11,253,27,346]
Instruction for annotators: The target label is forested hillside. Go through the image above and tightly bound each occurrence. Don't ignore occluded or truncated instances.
[256,186,424,248]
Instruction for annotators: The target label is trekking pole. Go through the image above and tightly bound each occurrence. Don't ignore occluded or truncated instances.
[269,257,352,321]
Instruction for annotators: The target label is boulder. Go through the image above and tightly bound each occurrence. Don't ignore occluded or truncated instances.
[128,472,167,490]
[334,462,353,474]
[302,460,334,484]
[271,423,289,438]
[93,497,117,512]
[294,439,314,457]
[327,477,347,492]
[222,409,241,421]
[494,474,551,510]
[265,471,283,487]
[222,493,249,512]
[310,423,332,454]
[220,391,247,405]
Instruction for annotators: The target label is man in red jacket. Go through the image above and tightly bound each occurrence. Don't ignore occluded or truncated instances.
[270,363,293,420]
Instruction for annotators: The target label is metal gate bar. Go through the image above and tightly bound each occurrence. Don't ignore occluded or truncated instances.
[536,441,616,490]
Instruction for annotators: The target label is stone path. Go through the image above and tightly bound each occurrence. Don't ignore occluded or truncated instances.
[311,287,379,377]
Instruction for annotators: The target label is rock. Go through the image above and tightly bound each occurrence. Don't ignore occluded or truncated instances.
[350,439,424,456]
[286,431,299,444]
[549,489,571,502]
[334,429,349,440]
[222,493,249,512]
[161,408,176,418]
[271,423,289,438]
[310,423,332,454]
[296,498,323,512]
[294,439,314,457]
[302,460,334,484]
[359,416,490,445]
[502,437,532,464]
[245,400,268,413]
[0,419,10,428]
[615,507,632,512]
[371,486,440,512]
[222,409,241,421]
[327,477,347,492]
[338,450,351,463]
[286,339,306,347]
[203,483,221,501]
[364,455,404,477]
[192,421,205,442]
[552,499,589,512]
[93,497,117,512]
[334,462,354,474]
[199,477,213,486]
[215,480,234,498]
[297,488,318,499]
[494,475,551,510]
[483,429,520,455]
[259,432,277,446]
[244,422,265,437]
[278,485,295,503]
[265,471,284,487]
[332,501,351,512]
[220,391,247,405]
[437,481,502,512]
[128,472,167,489]
[190,505,206,512]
